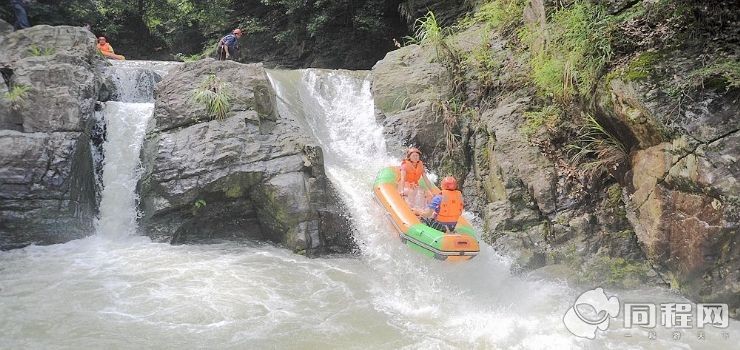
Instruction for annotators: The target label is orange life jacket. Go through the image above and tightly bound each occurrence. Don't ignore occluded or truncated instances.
[436,189,463,223]
[97,43,114,55]
[401,160,424,184]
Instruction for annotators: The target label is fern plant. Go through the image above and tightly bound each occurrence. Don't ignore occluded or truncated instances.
[191,75,232,120]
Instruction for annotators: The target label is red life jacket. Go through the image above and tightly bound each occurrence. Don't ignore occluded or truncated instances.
[401,160,424,185]
[436,190,463,223]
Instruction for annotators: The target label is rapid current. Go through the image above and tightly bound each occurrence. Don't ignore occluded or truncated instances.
[0,61,736,349]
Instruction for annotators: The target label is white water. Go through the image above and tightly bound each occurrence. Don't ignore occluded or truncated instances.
[95,102,153,237]
[0,66,737,349]
[106,60,180,102]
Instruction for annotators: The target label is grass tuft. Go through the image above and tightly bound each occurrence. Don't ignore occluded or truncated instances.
[4,84,30,110]
[191,75,232,120]
[568,114,627,180]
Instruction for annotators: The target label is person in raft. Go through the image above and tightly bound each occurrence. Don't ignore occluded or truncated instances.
[97,36,125,60]
[217,28,243,61]
[412,176,464,234]
[398,147,431,209]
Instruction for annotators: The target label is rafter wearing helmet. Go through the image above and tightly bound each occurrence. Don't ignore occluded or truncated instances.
[412,176,464,234]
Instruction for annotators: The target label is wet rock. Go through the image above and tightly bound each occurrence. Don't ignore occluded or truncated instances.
[138,60,352,255]
[599,46,739,310]
[152,59,274,132]
[371,44,451,154]
[627,136,739,308]
[0,25,104,249]
[0,130,96,248]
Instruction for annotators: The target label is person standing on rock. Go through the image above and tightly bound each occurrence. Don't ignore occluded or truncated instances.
[10,0,31,30]
[217,28,242,61]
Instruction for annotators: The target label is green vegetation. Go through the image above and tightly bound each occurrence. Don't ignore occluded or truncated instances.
[623,51,661,81]
[174,41,218,62]
[408,11,445,46]
[522,105,562,136]
[563,245,650,288]
[433,97,469,155]
[192,199,207,216]
[1,0,401,63]
[28,45,56,57]
[473,0,527,32]
[585,256,650,287]
[191,75,231,120]
[568,114,627,180]
[458,29,502,95]
[407,10,461,68]
[224,184,243,198]
[687,59,740,90]
[4,84,30,110]
[408,11,470,161]
[606,184,623,208]
[520,1,612,100]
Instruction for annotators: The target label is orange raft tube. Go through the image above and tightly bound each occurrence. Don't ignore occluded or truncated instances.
[372,166,480,261]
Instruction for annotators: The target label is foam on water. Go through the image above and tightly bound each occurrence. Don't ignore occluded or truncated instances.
[0,65,736,349]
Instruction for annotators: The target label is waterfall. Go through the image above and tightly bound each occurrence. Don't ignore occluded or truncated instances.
[0,66,736,349]
[94,61,177,237]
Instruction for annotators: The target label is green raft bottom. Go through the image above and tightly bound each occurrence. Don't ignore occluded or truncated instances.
[402,223,479,261]
[374,166,479,260]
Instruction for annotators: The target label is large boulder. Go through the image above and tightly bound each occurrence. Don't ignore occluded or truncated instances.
[0,25,103,132]
[600,48,740,313]
[0,26,105,249]
[138,60,353,255]
[371,43,451,156]
[0,130,96,248]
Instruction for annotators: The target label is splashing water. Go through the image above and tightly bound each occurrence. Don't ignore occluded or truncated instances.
[94,102,153,237]
[0,66,737,349]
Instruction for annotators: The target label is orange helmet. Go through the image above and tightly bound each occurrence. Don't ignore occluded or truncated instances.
[441,176,457,190]
[406,147,421,158]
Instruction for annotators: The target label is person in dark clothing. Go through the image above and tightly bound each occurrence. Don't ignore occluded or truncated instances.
[217,28,242,61]
[10,0,31,30]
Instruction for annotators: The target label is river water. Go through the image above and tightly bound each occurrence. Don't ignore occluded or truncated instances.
[0,61,736,349]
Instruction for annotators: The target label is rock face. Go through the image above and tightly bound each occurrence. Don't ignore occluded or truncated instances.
[138,59,353,255]
[598,48,740,312]
[371,1,738,315]
[371,24,655,289]
[371,44,451,158]
[0,26,105,249]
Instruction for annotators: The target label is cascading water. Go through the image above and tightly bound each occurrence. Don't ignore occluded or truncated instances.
[0,65,737,349]
[94,102,153,236]
[95,61,176,237]
[105,60,179,102]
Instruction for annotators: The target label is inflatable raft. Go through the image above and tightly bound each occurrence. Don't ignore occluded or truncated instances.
[372,167,480,261]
